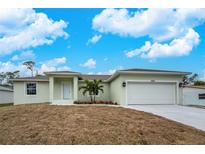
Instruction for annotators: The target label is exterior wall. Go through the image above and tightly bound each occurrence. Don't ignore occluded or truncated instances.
[110,74,183,106]
[110,76,122,104]
[178,87,183,105]
[0,91,13,104]
[183,88,205,106]
[78,82,110,102]
[73,77,78,101]
[12,73,185,105]
[13,82,49,105]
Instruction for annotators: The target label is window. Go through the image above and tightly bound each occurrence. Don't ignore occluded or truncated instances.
[199,93,205,99]
[26,83,37,95]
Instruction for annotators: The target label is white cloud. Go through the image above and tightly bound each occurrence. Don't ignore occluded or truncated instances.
[106,66,123,74]
[38,57,70,74]
[80,58,96,69]
[11,50,35,61]
[67,45,71,49]
[86,34,102,45]
[93,8,205,41]
[43,57,66,66]
[87,72,94,75]
[200,69,205,81]
[38,64,70,74]
[0,61,30,76]
[0,8,68,56]
[126,28,200,59]
[87,66,123,75]
[93,8,205,59]
[0,57,70,76]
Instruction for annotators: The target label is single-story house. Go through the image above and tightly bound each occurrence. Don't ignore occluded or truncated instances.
[0,85,13,104]
[183,85,205,106]
[12,68,190,105]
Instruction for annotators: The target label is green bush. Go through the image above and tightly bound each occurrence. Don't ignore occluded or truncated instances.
[73,101,118,105]
[194,80,205,86]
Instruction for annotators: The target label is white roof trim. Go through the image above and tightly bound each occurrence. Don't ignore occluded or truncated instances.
[106,70,190,82]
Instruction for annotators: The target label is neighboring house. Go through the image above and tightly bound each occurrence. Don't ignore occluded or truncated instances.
[12,68,190,105]
[183,86,205,106]
[0,86,13,104]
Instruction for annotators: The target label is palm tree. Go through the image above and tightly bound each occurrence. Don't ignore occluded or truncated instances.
[79,80,95,102]
[23,61,35,77]
[92,80,104,102]
[79,79,104,103]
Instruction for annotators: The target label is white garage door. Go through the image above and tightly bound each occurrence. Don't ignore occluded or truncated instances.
[127,82,176,105]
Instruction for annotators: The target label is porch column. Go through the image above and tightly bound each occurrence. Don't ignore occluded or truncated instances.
[176,81,179,105]
[73,76,78,101]
[49,76,54,103]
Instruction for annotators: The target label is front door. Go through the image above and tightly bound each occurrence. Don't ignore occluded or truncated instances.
[62,82,72,99]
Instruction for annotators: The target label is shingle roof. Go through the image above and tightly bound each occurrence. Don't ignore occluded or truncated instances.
[12,75,49,82]
[119,68,191,74]
[79,74,111,81]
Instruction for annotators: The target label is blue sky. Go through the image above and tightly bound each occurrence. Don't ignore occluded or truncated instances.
[0,8,205,78]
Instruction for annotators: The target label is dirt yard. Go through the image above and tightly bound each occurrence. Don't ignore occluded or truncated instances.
[0,104,205,145]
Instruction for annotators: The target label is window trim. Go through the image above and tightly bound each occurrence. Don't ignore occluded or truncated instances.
[25,82,37,96]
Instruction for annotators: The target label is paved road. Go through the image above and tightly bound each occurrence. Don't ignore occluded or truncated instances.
[127,105,205,131]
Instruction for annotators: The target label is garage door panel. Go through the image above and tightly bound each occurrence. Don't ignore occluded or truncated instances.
[127,82,175,105]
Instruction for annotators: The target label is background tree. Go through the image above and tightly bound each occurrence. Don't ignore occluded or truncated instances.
[0,71,20,86]
[23,61,35,77]
[182,73,198,85]
[5,71,20,86]
[0,72,6,84]
[194,80,205,86]
[79,80,104,103]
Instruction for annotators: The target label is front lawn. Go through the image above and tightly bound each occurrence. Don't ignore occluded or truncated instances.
[0,104,205,144]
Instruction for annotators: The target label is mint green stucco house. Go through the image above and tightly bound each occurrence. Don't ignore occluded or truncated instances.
[12,68,190,106]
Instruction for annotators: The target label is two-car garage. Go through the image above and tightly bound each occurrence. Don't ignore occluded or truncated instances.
[126,81,176,105]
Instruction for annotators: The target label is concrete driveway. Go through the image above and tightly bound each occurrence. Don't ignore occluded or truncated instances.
[127,105,205,131]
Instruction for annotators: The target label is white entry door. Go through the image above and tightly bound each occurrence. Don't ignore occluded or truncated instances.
[127,82,176,105]
[62,82,72,99]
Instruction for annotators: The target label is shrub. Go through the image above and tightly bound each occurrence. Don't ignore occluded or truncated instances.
[194,80,205,86]
[73,101,118,105]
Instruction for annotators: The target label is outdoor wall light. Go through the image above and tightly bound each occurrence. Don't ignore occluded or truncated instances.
[122,81,126,87]
[179,82,183,88]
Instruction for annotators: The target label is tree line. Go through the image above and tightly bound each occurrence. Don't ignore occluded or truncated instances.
[0,61,35,86]
[1,60,205,87]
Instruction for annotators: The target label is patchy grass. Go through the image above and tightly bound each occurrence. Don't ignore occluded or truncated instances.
[0,103,13,108]
[0,104,205,145]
